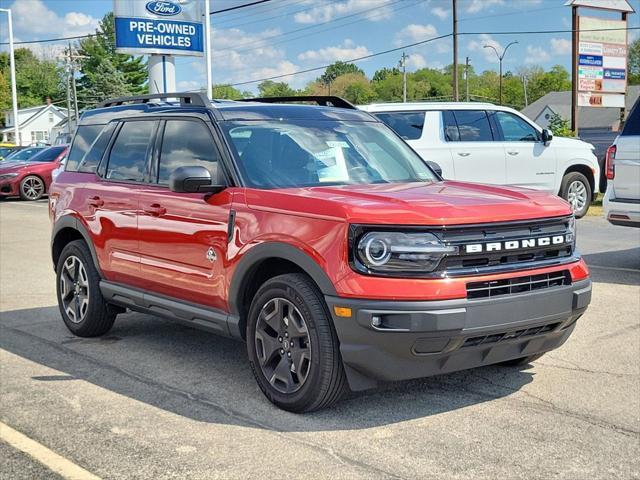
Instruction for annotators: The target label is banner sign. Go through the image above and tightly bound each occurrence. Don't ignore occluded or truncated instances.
[114,0,204,56]
[577,16,627,103]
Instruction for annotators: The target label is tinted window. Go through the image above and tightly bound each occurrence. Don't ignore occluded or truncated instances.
[621,98,640,136]
[158,120,219,184]
[373,112,425,140]
[452,110,493,141]
[106,121,155,182]
[6,147,45,161]
[442,111,460,141]
[66,125,104,171]
[77,123,117,173]
[29,146,67,162]
[495,111,539,141]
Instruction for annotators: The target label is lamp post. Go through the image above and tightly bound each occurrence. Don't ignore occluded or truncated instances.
[204,0,213,99]
[0,8,19,145]
[483,40,518,105]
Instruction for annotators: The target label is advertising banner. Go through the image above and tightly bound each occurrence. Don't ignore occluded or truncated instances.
[114,0,204,56]
[578,92,626,108]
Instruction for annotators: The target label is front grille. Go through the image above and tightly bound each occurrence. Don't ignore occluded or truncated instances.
[461,322,561,348]
[466,270,570,299]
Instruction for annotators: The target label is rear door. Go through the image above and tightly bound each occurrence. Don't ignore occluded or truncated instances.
[137,117,233,311]
[443,109,506,184]
[493,110,558,192]
[612,101,640,201]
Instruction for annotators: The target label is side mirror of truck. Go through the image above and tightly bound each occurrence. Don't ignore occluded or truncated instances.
[426,161,443,177]
[541,129,553,146]
[169,166,225,194]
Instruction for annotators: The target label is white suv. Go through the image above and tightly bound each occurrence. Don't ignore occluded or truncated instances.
[360,102,600,218]
[604,98,640,228]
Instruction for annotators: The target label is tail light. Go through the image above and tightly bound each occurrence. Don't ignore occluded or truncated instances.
[605,144,616,180]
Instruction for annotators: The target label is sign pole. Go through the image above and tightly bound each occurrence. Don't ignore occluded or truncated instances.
[204,0,212,99]
[571,5,579,135]
[148,54,176,94]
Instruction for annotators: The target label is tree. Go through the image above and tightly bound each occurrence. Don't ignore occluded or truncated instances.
[318,61,364,88]
[257,80,298,97]
[547,112,575,137]
[212,84,248,99]
[629,38,640,85]
[77,12,147,105]
[372,67,400,83]
[329,73,374,104]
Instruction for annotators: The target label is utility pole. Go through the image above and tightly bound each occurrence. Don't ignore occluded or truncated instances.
[464,56,470,102]
[399,51,409,103]
[522,74,529,107]
[0,8,19,145]
[452,0,458,101]
[62,44,87,134]
[483,41,518,105]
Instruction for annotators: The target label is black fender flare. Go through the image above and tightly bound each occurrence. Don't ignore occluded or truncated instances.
[228,241,337,319]
[51,215,104,277]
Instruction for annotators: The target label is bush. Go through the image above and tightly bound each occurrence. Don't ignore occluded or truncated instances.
[547,112,575,137]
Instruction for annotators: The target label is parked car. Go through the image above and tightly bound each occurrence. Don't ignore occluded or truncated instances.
[360,102,600,218]
[3,146,47,162]
[0,144,23,161]
[0,145,68,201]
[50,93,591,412]
[604,97,640,228]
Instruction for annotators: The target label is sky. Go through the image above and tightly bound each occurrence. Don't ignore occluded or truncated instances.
[0,0,638,93]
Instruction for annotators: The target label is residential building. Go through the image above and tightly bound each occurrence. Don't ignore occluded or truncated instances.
[1,102,67,146]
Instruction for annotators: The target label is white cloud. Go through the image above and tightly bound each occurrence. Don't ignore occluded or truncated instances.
[464,0,504,14]
[394,24,438,46]
[550,38,572,55]
[467,34,503,63]
[431,6,450,20]
[525,45,551,64]
[294,0,394,24]
[406,53,427,69]
[298,39,371,62]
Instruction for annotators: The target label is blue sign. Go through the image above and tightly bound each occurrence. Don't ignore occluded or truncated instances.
[578,54,603,67]
[115,17,203,55]
[146,1,182,16]
[604,69,626,80]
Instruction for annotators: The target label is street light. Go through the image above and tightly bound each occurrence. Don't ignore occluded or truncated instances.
[0,8,19,145]
[483,40,518,105]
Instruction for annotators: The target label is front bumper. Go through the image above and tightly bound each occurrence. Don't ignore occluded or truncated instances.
[326,278,591,390]
[0,179,19,197]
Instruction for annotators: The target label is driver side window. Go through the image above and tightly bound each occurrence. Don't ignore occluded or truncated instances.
[495,111,540,142]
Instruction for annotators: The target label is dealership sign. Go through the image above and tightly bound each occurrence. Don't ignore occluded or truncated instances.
[577,16,627,106]
[114,0,204,56]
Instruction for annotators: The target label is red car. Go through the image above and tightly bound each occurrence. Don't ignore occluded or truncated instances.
[0,145,68,201]
[50,93,591,412]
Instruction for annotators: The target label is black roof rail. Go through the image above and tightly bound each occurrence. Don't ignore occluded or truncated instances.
[97,92,210,108]
[239,95,356,110]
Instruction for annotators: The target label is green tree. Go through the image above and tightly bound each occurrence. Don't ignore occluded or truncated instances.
[372,67,400,83]
[318,61,364,88]
[212,84,247,99]
[77,12,147,104]
[257,80,297,97]
[629,38,639,85]
[547,112,575,137]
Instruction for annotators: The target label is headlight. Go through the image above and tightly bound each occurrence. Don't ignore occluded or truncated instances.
[355,231,458,274]
[567,215,576,247]
[0,173,18,181]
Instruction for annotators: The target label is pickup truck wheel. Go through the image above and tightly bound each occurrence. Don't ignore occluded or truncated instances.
[247,273,346,413]
[560,172,591,218]
[500,352,545,367]
[56,240,116,337]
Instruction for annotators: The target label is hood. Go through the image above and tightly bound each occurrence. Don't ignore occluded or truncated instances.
[0,161,41,173]
[244,181,572,225]
[551,135,594,151]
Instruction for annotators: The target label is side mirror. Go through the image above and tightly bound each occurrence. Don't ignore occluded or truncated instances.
[541,129,553,146]
[426,161,443,177]
[169,166,225,194]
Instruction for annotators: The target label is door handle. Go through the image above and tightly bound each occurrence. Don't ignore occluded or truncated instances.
[144,203,166,217]
[507,151,519,156]
[89,196,104,207]
[457,152,471,157]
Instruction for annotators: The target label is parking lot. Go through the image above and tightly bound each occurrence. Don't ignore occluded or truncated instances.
[0,198,638,479]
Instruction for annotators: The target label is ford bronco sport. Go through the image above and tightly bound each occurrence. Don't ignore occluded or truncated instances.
[50,93,591,412]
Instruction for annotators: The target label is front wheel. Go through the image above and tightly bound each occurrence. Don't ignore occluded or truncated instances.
[247,273,346,413]
[560,172,591,218]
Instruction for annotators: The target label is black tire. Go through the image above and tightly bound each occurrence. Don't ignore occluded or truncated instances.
[560,172,592,218]
[19,175,45,201]
[246,273,346,413]
[56,240,116,337]
[500,352,545,367]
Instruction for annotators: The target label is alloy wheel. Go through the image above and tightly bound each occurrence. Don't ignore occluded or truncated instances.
[59,255,90,323]
[254,297,312,394]
[21,176,44,200]
[567,180,587,213]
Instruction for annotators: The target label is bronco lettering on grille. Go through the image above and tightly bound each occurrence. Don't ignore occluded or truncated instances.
[464,235,569,254]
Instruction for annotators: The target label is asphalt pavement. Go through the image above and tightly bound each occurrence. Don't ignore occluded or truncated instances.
[0,198,638,479]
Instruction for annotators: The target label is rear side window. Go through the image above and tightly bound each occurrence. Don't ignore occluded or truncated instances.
[65,125,104,171]
[77,123,117,173]
[621,99,640,136]
[451,110,494,142]
[373,112,425,140]
[105,121,155,182]
[157,120,220,184]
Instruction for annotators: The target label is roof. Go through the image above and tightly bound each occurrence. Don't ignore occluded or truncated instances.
[564,0,635,12]
[521,86,640,129]
[360,102,496,112]
[6,104,67,130]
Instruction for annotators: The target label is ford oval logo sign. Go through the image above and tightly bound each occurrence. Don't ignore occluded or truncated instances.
[146,1,182,16]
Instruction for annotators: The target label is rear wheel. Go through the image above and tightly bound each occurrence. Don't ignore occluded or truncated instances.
[19,175,45,201]
[560,172,591,218]
[247,273,346,412]
[56,240,116,337]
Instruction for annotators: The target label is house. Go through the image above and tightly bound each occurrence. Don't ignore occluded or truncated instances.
[1,102,67,146]
[522,86,640,159]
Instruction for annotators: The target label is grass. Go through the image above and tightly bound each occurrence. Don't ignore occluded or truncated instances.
[587,193,604,217]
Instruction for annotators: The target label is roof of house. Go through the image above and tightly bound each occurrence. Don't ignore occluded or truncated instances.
[1,104,67,134]
[522,86,640,129]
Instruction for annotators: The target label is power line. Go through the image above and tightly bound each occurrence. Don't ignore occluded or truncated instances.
[210,0,272,15]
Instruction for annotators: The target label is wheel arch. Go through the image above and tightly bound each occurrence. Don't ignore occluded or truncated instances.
[51,215,104,277]
[228,242,337,339]
[561,164,596,200]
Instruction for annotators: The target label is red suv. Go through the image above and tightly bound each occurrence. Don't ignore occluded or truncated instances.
[0,145,68,200]
[50,93,591,412]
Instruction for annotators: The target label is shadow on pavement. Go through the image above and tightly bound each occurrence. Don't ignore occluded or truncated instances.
[1,306,535,432]
[583,247,640,286]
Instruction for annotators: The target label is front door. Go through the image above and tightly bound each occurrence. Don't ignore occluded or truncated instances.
[137,118,232,311]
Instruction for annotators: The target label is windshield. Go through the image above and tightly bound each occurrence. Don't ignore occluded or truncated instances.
[6,147,45,161]
[26,146,66,162]
[221,119,437,189]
